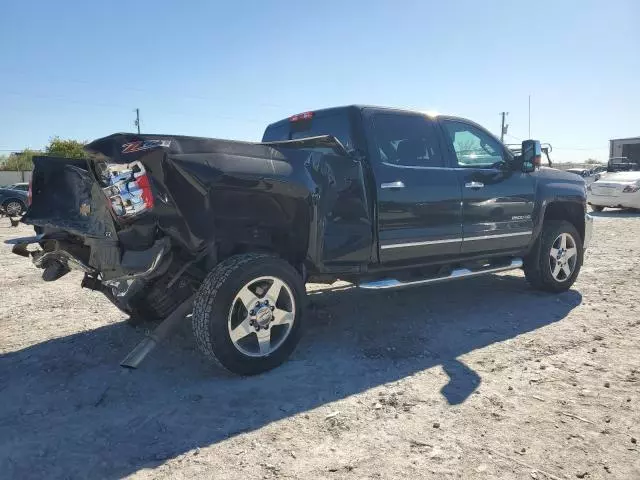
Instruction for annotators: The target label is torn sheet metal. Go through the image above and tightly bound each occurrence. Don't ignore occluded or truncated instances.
[23,156,117,240]
[21,133,373,276]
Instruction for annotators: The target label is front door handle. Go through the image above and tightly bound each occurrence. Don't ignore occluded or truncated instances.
[465,181,484,189]
[381,181,405,189]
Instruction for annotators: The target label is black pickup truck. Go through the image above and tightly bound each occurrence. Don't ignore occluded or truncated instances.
[8,105,593,374]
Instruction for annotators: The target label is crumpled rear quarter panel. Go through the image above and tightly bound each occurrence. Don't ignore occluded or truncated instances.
[82,133,372,272]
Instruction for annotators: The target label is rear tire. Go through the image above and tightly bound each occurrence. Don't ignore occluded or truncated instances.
[591,205,604,212]
[192,253,305,375]
[524,220,583,293]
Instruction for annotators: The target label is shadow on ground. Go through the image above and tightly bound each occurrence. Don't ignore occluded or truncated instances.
[0,274,581,479]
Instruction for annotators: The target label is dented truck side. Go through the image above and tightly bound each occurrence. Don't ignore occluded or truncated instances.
[13,134,371,322]
[8,105,592,375]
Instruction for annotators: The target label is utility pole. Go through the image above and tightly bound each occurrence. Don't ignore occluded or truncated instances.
[134,108,141,134]
[500,112,509,142]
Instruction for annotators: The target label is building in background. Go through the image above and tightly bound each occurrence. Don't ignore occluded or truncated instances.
[610,137,640,163]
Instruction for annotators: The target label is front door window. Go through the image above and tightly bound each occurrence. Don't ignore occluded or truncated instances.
[442,120,505,168]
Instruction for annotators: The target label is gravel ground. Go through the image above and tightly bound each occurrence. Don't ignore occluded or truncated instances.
[1,211,639,480]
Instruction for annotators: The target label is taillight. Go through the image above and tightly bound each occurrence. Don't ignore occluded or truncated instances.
[27,179,32,206]
[289,111,314,122]
[134,172,154,209]
[623,183,640,193]
[101,161,154,218]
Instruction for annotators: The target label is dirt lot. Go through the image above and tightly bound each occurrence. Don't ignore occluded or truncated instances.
[1,211,639,480]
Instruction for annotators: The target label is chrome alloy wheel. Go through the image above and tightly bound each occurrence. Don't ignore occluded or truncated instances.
[5,201,23,216]
[227,276,296,357]
[549,232,578,282]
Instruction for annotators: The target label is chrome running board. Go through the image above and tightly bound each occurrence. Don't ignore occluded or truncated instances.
[358,258,523,290]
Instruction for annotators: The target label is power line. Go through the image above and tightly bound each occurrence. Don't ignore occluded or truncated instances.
[501,135,604,151]
[3,86,286,110]
[2,93,269,124]
[552,147,607,151]
[504,133,523,142]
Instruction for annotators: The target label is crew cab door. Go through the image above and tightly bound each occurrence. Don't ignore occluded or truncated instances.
[439,118,535,254]
[363,110,463,264]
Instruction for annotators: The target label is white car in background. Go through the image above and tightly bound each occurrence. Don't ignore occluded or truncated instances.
[566,168,598,184]
[587,171,640,212]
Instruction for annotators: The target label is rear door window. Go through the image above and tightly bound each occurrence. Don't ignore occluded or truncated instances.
[369,113,445,168]
[262,112,354,152]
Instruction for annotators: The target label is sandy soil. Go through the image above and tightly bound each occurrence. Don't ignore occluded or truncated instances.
[1,211,639,480]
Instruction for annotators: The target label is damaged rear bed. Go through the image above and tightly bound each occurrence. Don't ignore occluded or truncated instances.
[9,133,370,320]
[6,131,372,373]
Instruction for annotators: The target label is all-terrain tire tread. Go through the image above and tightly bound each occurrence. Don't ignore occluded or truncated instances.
[192,253,274,372]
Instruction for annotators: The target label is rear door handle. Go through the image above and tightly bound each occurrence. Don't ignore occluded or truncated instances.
[381,181,405,189]
[465,181,484,189]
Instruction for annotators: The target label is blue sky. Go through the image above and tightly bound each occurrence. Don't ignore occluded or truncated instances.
[1,0,638,162]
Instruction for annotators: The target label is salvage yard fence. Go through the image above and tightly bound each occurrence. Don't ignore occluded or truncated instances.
[0,171,32,185]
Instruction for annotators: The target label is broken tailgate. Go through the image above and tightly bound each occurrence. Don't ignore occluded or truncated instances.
[23,155,118,239]
[10,152,171,283]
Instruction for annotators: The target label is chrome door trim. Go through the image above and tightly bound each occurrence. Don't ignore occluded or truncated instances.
[380,231,532,250]
[380,181,405,189]
[463,231,532,242]
[380,237,462,250]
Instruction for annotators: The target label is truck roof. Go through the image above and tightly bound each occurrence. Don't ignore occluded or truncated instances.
[610,137,640,142]
[264,105,447,131]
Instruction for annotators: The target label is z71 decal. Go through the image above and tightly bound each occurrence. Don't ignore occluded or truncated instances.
[121,139,172,154]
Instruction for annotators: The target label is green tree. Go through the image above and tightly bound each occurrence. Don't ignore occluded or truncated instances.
[45,137,87,158]
[0,149,40,171]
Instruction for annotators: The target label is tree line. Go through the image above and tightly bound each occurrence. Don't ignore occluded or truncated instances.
[0,138,87,171]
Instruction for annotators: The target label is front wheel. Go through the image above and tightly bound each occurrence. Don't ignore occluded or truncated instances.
[524,220,583,293]
[3,200,25,216]
[192,253,305,375]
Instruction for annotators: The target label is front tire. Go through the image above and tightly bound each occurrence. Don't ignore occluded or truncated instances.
[3,199,25,216]
[524,220,583,293]
[192,253,305,375]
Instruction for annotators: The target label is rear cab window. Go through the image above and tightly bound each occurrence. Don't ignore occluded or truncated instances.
[367,112,445,168]
[262,108,356,154]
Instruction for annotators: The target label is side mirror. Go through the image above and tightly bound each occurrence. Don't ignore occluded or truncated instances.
[521,140,542,173]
